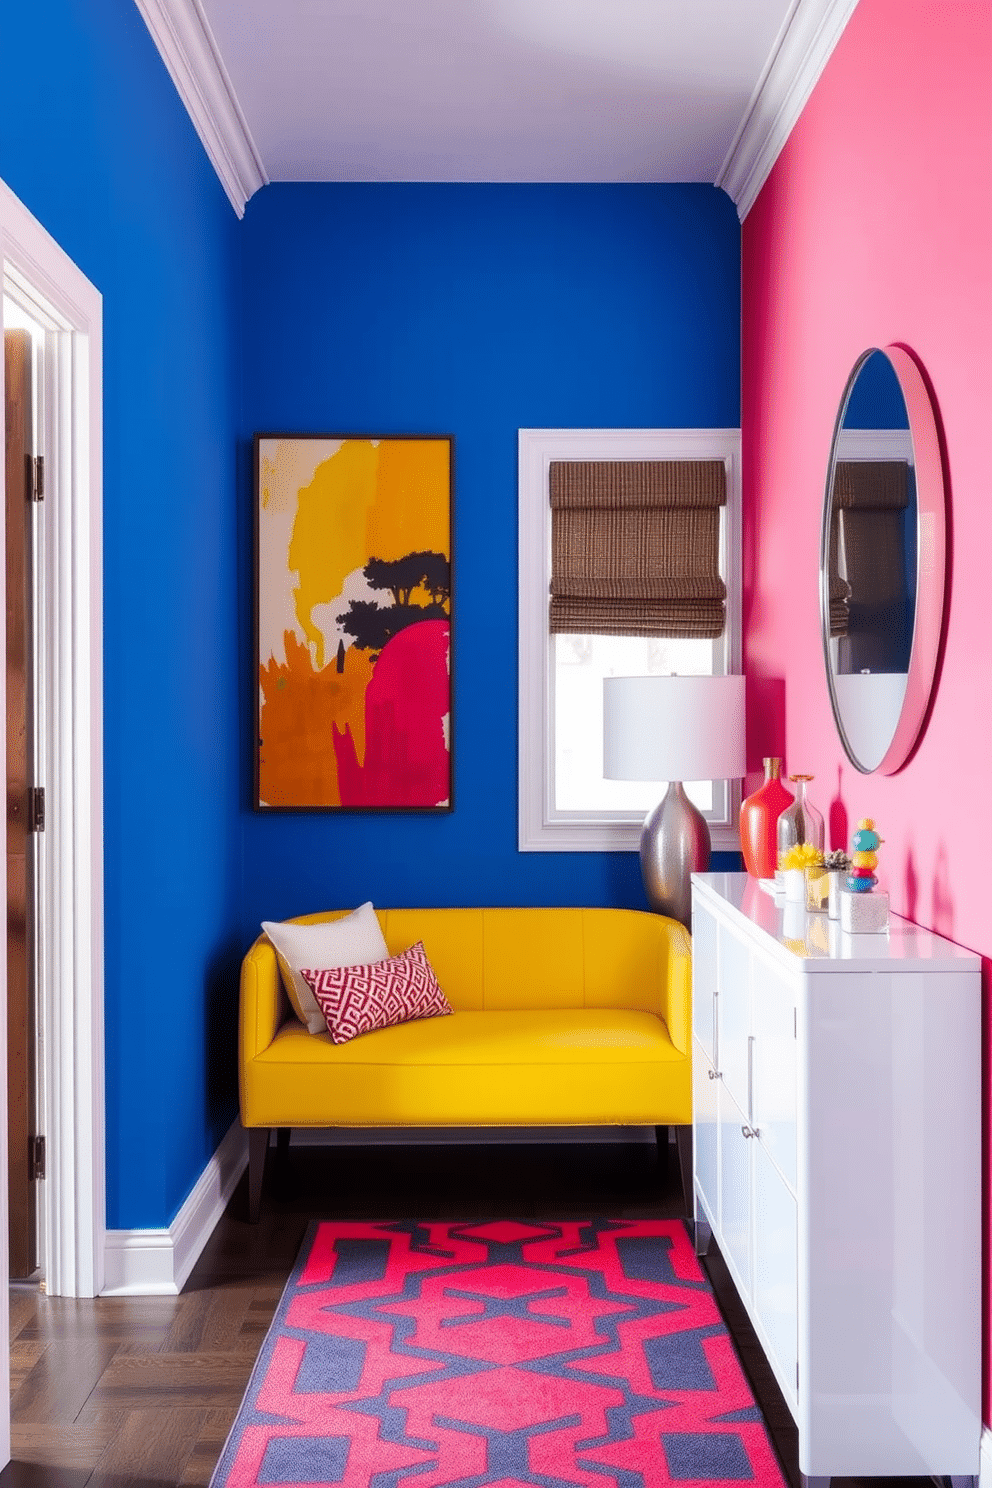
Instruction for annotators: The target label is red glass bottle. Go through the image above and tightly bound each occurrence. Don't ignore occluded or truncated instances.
[739,757,793,879]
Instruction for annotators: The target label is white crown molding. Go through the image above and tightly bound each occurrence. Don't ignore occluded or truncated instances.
[717,0,861,221]
[102,1119,247,1295]
[133,0,267,218]
[135,0,853,221]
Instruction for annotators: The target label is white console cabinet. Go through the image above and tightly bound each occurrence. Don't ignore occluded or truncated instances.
[691,872,981,1487]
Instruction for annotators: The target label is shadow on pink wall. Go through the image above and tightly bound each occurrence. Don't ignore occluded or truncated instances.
[827,764,847,855]
[742,675,785,794]
[931,843,955,941]
[897,844,955,941]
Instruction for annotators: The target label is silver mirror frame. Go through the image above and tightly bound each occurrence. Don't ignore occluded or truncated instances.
[820,345,947,775]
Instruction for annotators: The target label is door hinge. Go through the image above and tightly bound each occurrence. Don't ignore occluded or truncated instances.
[28,1135,45,1182]
[28,786,45,833]
[26,453,44,501]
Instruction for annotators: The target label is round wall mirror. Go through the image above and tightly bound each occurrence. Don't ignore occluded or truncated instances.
[820,345,946,774]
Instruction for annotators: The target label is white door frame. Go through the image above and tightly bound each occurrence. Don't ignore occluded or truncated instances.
[0,174,105,1337]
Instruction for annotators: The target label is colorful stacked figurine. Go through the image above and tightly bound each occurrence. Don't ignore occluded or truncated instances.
[846,819,882,894]
[839,816,889,934]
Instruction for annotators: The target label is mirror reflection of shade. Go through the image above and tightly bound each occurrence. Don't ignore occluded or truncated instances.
[821,346,946,775]
[835,352,914,678]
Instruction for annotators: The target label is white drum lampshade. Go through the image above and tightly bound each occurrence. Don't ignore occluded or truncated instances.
[604,675,746,926]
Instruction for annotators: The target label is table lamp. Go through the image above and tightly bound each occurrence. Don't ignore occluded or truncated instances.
[603,675,746,927]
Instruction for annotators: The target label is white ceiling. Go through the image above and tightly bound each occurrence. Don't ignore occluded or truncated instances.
[135,0,860,216]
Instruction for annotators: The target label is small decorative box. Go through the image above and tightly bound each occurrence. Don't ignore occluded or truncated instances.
[840,887,889,934]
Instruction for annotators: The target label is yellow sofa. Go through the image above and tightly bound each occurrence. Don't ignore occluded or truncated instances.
[239,905,693,1220]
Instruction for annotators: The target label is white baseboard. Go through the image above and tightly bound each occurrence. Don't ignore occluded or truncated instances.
[101,1118,247,1295]
[980,1426,992,1488]
[99,1121,665,1294]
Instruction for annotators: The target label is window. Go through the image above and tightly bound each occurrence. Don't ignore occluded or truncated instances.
[518,428,741,852]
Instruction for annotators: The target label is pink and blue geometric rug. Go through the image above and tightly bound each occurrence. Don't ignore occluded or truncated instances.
[210,1218,787,1488]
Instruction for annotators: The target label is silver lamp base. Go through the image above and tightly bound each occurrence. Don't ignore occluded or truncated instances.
[640,780,711,928]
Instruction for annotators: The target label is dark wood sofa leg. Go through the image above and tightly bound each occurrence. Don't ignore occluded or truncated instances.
[248,1128,270,1223]
[655,1125,669,1178]
[272,1127,292,1195]
[675,1124,693,1218]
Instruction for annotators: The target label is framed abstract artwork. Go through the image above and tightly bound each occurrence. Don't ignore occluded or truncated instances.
[254,434,453,811]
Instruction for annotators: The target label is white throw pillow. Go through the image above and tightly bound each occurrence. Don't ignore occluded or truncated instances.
[261,903,390,1034]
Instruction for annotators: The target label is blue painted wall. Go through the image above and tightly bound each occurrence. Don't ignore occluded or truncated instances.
[239,184,741,934]
[0,0,243,1228]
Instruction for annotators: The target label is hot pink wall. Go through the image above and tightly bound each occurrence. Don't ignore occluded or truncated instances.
[742,0,992,1418]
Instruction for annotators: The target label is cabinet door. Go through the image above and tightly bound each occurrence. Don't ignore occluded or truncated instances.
[718,1083,752,1305]
[717,922,751,1113]
[692,902,717,1063]
[692,1037,719,1227]
[750,956,797,1191]
[752,1132,798,1405]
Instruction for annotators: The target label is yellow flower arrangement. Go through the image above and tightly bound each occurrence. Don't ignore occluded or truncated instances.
[779,842,824,871]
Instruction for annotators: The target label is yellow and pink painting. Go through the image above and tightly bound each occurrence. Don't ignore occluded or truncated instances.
[255,436,452,810]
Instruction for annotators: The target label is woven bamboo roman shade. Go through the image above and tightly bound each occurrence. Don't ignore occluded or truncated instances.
[828,460,909,638]
[548,459,727,638]
[832,460,909,512]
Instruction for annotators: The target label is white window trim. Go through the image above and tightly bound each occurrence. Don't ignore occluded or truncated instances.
[1,175,105,1311]
[518,427,742,854]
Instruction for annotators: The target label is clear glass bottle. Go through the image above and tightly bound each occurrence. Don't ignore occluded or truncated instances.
[776,774,825,868]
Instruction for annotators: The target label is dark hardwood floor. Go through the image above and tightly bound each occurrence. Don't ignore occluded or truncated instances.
[2,1135,938,1487]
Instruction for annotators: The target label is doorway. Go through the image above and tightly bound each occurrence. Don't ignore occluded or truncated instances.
[0,177,105,1318]
[3,300,45,1281]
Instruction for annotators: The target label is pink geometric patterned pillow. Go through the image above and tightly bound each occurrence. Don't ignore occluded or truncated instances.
[300,941,453,1045]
